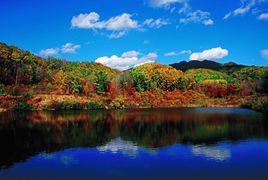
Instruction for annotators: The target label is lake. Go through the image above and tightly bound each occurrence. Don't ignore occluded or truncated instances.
[0,108,268,179]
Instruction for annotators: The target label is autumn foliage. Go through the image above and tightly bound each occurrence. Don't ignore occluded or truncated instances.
[1,42,268,112]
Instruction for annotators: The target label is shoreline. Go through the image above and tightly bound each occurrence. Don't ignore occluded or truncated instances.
[1,93,267,114]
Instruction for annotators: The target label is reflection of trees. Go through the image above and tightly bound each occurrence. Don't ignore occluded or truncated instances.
[0,109,267,168]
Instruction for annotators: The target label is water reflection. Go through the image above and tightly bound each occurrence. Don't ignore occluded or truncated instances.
[0,108,267,169]
[192,145,231,161]
[98,138,139,157]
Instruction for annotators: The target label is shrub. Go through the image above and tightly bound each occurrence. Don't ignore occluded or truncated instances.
[186,68,239,86]
[0,88,6,94]
[46,100,84,110]
[47,82,54,89]
[86,100,104,109]
[23,90,35,99]
[12,101,32,110]
[186,69,240,96]
[9,86,23,96]
[199,79,227,97]
[232,66,268,93]
[241,97,268,114]
[110,96,128,109]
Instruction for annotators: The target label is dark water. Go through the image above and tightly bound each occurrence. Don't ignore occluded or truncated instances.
[0,108,268,179]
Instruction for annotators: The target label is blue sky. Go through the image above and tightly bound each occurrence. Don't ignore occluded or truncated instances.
[0,0,268,70]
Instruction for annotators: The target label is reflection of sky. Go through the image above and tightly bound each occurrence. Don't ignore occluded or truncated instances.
[40,152,78,166]
[192,145,231,161]
[97,138,139,157]
[40,153,54,160]
[1,140,268,179]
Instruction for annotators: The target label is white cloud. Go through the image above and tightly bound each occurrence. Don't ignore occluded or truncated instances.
[202,19,214,25]
[189,47,229,61]
[165,50,192,56]
[107,31,126,39]
[164,51,179,56]
[147,0,184,7]
[180,10,214,25]
[104,13,139,31]
[39,48,59,56]
[61,43,80,54]
[223,12,232,20]
[258,13,268,20]
[40,43,81,56]
[71,12,169,38]
[71,12,138,38]
[136,52,158,66]
[143,18,170,28]
[178,0,191,14]
[179,49,192,54]
[260,49,268,60]
[71,12,138,31]
[122,51,140,58]
[95,51,158,71]
[146,0,214,26]
[223,0,266,19]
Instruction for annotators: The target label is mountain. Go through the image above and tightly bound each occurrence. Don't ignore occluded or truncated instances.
[170,60,222,72]
[170,60,246,73]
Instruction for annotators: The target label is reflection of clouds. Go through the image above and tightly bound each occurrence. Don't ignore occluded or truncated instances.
[97,138,138,157]
[192,145,231,161]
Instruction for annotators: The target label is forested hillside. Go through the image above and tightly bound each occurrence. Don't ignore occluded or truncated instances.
[1,42,268,113]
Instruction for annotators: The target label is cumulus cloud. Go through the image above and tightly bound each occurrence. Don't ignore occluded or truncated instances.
[180,10,214,25]
[71,12,138,31]
[95,50,158,70]
[71,12,170,38]
[71,12,138,38]
[39,48,59,56]
[143,18,170,28]
[260,49,268,60]
[223,0,266,19]
[61,43,80,54]
[189,47,229,61]
[258,13,268,20]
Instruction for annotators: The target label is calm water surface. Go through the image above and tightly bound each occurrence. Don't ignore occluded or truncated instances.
[0,108,268,179]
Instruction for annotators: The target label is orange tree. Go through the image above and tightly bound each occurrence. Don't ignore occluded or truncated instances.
[128,63,189,91]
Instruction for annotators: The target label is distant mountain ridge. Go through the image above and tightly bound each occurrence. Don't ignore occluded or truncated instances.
[170,60,246,72]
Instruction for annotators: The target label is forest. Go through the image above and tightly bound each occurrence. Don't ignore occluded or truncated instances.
[0,42,268,113]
